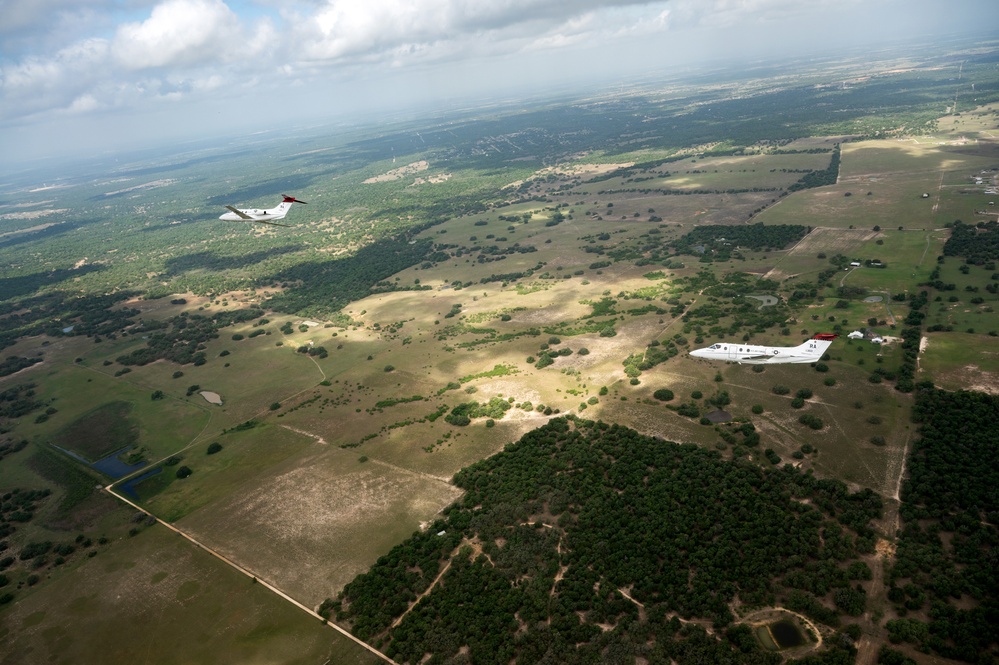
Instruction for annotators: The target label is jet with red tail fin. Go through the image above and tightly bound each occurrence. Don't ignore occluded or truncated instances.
[219,195,306,227]
[689,333,838,364]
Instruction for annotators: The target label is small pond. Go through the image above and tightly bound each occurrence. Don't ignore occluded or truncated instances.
[118,467,162,500]
[91,446,147,479]
[770,619,805,648]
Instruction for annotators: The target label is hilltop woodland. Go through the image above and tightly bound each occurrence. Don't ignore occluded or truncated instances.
[331,417,880,665]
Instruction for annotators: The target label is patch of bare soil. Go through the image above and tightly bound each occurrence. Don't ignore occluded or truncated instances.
[364,160,429,183]
[876,538,896,561]
[199,391,223,405]
[954,364,999,395]
[178,451,462,606]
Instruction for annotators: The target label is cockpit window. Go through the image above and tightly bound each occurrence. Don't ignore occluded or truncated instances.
[709,344,720,350]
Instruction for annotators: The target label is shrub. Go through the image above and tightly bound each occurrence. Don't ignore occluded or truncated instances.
[751,404,764,415]
[206,442,223,455]
[176,466,193,479]
[653,389,675,402]
[799,414,824,430]
[772,385,791,396]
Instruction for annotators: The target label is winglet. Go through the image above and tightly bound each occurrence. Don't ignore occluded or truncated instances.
[281,195,307,205]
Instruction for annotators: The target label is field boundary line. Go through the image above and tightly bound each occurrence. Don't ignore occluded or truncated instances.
[103,485,399,665]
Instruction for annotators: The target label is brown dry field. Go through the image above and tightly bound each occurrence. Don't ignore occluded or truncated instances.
[176,442,463,606]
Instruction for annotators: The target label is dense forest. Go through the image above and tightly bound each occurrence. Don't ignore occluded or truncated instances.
[942,220,999,264]
[885,387,999,663]
[331,417,879,664]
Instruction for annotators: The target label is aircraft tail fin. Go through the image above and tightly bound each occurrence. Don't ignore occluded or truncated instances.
[804,333,837,356]
[272,195,307,219]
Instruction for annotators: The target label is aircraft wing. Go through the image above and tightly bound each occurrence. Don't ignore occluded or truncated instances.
[224,205,254,220]
[250,219,292,227]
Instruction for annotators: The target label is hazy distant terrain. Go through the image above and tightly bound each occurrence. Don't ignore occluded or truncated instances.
[1,37,998,665]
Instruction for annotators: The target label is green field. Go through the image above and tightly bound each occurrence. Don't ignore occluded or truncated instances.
[0,524,379,665]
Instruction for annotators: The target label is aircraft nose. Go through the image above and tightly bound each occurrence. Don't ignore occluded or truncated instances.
[689,349,706,358]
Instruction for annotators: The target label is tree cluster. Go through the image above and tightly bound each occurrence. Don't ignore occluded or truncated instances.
[333,417,880,663]
[886,387,999,662]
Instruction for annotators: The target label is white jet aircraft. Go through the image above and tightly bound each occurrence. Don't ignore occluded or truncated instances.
[219,195,306,227]
[689,333,837,364]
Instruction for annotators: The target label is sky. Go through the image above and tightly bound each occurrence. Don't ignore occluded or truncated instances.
[1,0,996,167]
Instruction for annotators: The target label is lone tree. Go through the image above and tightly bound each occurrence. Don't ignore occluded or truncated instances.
[206,442,223,455]
[176,466,193,479]
[653,388,675,402]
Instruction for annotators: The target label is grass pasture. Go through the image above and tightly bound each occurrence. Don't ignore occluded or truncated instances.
[919,332,999,394]
[0,524,378,665]
[924,258,999,335]
[23,365,211,466]
[767,227,879,281]
[133,422,317,522]
[50,401,137,461]
[840,229,948,293]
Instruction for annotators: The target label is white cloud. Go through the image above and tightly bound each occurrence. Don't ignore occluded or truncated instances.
[0,0,995,164]
[292,0,671,64]
[0,38,111,119]
[112,0,242,69]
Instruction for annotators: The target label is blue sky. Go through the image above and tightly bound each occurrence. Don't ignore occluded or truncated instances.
[1,0,996,166]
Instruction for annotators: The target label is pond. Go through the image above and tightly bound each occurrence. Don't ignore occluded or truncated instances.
[90,446,147,479]
[770,619,805,648]
[118,467,162,500]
